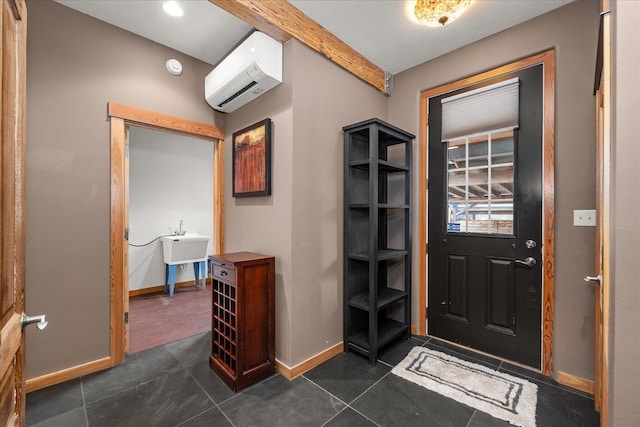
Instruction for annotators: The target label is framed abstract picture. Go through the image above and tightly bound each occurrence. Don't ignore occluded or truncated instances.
[232,118,272,197]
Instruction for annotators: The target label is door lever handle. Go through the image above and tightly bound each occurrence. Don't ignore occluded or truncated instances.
[514,257,536,267]
[584,275,602,283]
[21,313,48,331]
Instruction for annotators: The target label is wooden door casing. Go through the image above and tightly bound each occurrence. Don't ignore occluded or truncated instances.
[593,2,611,422]
[108,102,224,366]
[0,0,27,425]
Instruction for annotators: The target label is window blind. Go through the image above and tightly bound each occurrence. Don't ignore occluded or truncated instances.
[441,78,519,141]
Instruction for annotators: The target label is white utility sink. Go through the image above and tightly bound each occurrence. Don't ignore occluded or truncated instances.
[161,234,210,264]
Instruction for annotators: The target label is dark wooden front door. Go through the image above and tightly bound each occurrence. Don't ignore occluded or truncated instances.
[428,65,543,368]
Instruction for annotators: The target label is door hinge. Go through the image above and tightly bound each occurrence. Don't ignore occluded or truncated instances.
[124,143,129,159]
[425,242,428,253]
[124,312,129,324]
[124,228,129,241]
[512,316,516,325]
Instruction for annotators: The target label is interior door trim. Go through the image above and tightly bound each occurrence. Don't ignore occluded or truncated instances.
[418,49,555,375]
[1,0,28,420]
[108,102,224,365]
[593,1,611,422]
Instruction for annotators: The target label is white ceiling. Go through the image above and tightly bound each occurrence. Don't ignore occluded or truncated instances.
[54,0,573,75]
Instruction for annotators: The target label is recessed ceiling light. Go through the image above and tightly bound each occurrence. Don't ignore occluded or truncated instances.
[163,1,184,17]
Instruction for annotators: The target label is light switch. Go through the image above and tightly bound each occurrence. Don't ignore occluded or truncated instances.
[573,210,596,226]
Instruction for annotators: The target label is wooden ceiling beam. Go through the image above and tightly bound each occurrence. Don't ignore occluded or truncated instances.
[209,0,390,94]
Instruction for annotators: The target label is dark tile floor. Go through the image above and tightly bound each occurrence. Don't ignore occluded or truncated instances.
[26,333,600,426]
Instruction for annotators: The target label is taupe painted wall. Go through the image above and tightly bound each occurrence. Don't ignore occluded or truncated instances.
[288,42,387,365]
[388,0,600,379]
[220,41,296,365]
[25,0,218,378]
[223,40,387,367]
[610,0,640,424]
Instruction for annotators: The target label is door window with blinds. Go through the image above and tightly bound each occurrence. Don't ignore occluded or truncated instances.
[442,78,519,235]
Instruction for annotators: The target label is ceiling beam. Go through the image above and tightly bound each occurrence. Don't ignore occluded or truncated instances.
[209,0,389,94]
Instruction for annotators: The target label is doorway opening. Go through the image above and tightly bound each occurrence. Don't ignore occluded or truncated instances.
[127,126,214,353]
[418,50,555,375]
[109,102,224,365]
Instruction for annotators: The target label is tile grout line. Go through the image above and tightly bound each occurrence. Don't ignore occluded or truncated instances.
[302,374,349,407]
[303,374,382,427]
[80,378,89,427]
[332,338,436,424]
[177,364,237,427]
[377,359,394,369]
[213,371,284,409]
[347,369,394,408]
[81,350,195,414]
[344,405,384,427]
[319,407,349,426]
[465,410,478,427]
[80,353,150,406]
[165,338,239,427]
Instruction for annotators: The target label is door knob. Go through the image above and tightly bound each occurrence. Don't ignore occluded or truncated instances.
[514,257,536,267]
[21,313,48,331]
[584,275,602,283]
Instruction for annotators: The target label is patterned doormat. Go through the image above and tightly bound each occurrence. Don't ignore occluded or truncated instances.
[392,347,537,427]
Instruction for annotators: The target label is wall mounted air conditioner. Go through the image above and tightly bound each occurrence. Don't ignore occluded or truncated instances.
[205,31,283,113]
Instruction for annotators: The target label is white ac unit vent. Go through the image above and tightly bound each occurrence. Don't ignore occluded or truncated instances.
[205,32,282,113]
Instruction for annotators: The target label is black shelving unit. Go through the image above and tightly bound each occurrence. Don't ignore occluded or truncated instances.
[343,118,414,364]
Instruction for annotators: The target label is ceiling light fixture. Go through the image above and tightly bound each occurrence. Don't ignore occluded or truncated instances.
[163,1,184,17]
[414,0,473,27]
[166,59,183,76]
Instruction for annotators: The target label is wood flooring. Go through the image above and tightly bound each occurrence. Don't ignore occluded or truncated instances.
[128,285,211,354]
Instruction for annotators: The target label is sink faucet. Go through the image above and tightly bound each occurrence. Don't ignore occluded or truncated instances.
[176,219,186,236]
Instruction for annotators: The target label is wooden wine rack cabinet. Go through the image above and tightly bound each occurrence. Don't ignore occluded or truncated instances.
[209,252,275,392]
